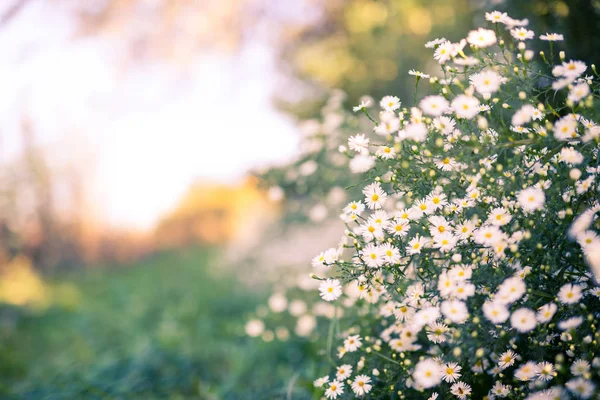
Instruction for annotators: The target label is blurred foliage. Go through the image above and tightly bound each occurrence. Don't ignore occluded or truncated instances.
[274,0,600,118]
[0,248,322,399]
[0,256,47,307]
[155,178,271,250]
[276,0,475,118]
[256,0,600,230]
[255,91,364,225]
[500,0,600,67]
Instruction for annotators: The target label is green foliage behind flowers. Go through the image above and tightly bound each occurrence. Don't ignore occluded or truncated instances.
[0,249,320,399]
[307,11,600,400]
[256,90,369,226]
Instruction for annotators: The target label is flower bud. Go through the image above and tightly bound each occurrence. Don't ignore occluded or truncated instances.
[524,50,534,61]
[477,116,488,130]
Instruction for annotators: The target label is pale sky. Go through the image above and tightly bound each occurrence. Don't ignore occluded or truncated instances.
[0,1,299,229]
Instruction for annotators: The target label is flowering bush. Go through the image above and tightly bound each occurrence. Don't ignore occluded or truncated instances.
[309,12,600,400]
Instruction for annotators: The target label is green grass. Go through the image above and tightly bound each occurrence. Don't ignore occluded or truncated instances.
[0,248,318,399]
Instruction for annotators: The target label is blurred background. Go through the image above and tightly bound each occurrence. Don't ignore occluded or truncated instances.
[0,0,598,398]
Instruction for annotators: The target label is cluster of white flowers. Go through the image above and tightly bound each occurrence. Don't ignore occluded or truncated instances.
[310,12,600,400]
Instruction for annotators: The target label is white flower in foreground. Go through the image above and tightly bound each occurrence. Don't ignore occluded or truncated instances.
[432,232,458,253]
[589,245,600,281]
[450,382,472,399]
[571,359,591,376]
[335,364,353,380]
[496,277,526,304]
[540,33,564,41]
[485,11,508,24]
[402,122,428,142]
[314,375,329,387]
[351,375,372,396]
[553,60,587,79]
[510,308,537,332]
[409,69,430,79]
[504,16,529,28]
[350,153,376,173]
[536,303,557,323]
[483,301,510,324]
[425,37,447,48]
[498,350,518,369]
[470,70,503,95]
[511,27,534,40]
[319,279,342,302]
[375,113,400,135]
[442,362,462,383]
[363,182,388,209]
[517,187,545,212]
[343,201,365,215]
[434,115,456,134]
[526,388,567,400]
[325,380,344,399]
[491,381,512,396]
[413,358,443,388]
[467,28,497,47]
[376,145,396,159]
[353,99,371,112]
[566,378,595,399]
[427,322,449,343]
[451,95,480,119]
[536,362,555,381]
[553,115,579,140]
[559,147,584,165]
[348,134,369,152]
[434,41,457,64]
[558,283,583,304]
[343,334,362,352]
[515,361,537,381]
[559,316,584,331]
[407,235,428,255]
[511,104,536,126]
[441,300,469,324]
[568,82,590,103]
[473,225,503,246]
[488,207,512,226]
[419,95,450,116]
[361,243,384,268]
[380,95,401,111]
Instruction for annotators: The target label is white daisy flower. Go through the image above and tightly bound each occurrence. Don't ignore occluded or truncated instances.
[511,27,534,40]
[467,28,497,47]
[413,358,443,388]
[351,375,372,396]
[325,380,344,399]
[319,279,343,302]
[510,308,537,332]
[452,95,480,119]
[380,95,401,111]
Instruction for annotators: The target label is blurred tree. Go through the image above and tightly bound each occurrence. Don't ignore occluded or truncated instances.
[154,178,271,249]
[274,0,475,117]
